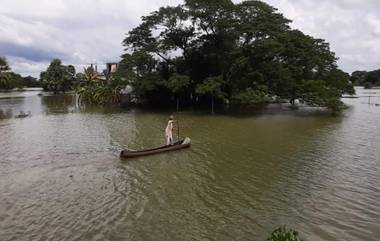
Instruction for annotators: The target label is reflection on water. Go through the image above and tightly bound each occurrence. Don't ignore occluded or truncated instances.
[0,108,13,119]
[41,94,77,114]
[0,88,380,241]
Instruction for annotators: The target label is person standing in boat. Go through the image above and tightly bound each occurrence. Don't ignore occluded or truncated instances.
[165,115,175,145]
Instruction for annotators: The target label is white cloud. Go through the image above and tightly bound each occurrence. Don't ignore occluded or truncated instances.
[0,0,182,76]
[7,56,48,77]
[0,0,379,76]
[365,13,380,35]
[263,0,380,73]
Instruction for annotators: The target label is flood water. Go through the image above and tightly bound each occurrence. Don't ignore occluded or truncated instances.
[0,88,379,241]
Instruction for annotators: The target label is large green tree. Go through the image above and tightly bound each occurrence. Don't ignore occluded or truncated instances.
[121,0,354,113]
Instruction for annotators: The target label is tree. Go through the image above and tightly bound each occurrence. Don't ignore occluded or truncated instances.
[364,82,373,89]
[82,66,98,82]
[121,0,354,113]
[231,88,271,107]
[40,59,75,93]
[0,56,11,89]
[0,56,41,89]
[196,75,225,113]
[65,65,76,88]
[297,79,345,113]
[119,51,169,104]
[350,71,367,86]
[7,72,23,88]
[75,64,130,105]
[167,74,191,111]
[22,76,41,87]
[350,69,380,88]
[0,56,9,71]
[365,69,380,87]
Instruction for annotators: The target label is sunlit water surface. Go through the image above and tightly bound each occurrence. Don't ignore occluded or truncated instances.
[0,88,379,241]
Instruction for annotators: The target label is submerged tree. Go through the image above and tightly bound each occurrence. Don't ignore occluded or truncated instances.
[121,0,354,112]
[167,74,191,111]
[196,76,225,114]
[40,59,76,93]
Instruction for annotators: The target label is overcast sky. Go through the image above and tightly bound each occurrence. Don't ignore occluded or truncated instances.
[1,0,379,77]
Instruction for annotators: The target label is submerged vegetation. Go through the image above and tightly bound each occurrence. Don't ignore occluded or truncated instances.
[267,226,304,241]
[76,66,127,105]
[119,0,354,112]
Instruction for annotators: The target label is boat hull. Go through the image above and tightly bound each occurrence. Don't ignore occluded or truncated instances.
[120,138,191,158]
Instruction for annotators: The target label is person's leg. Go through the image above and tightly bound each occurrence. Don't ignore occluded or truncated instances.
[166,135,170,145]
[169,133,173,145]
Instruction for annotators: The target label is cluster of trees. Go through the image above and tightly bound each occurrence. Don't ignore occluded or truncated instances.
[0,56,40,90]
[119,0,354,112]
[38,59,127,104]
[351,70,380,89]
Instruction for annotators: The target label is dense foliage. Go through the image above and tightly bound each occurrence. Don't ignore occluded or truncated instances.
[0,56,11,89]
[40,59,76,93]
[120,0,354,112]
[76,66,127,105]
[351,70,380,89]
[0,56,41,90]
[267,226,303,241]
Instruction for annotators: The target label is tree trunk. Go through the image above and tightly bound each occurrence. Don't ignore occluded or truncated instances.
[211,96,214,114]
[289,98,298,110]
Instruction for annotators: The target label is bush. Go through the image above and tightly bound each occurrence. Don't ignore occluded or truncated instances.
[267,226,304,241]
[77,81,121,105]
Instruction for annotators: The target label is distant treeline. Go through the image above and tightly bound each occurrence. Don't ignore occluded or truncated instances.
[0,56,40,90]
[351,70,380,89]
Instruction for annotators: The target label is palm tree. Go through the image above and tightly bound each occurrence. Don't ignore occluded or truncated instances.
[83,67,98,82]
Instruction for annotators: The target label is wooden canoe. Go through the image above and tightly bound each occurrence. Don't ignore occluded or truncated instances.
[120,138,191,158]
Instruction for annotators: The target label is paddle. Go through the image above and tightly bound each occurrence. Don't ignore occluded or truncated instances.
[177,119,180,141]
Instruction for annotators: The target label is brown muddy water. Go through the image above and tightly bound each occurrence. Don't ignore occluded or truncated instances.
[0,88,379,241]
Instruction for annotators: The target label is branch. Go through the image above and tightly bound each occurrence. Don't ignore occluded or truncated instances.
[155,51,172,64]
